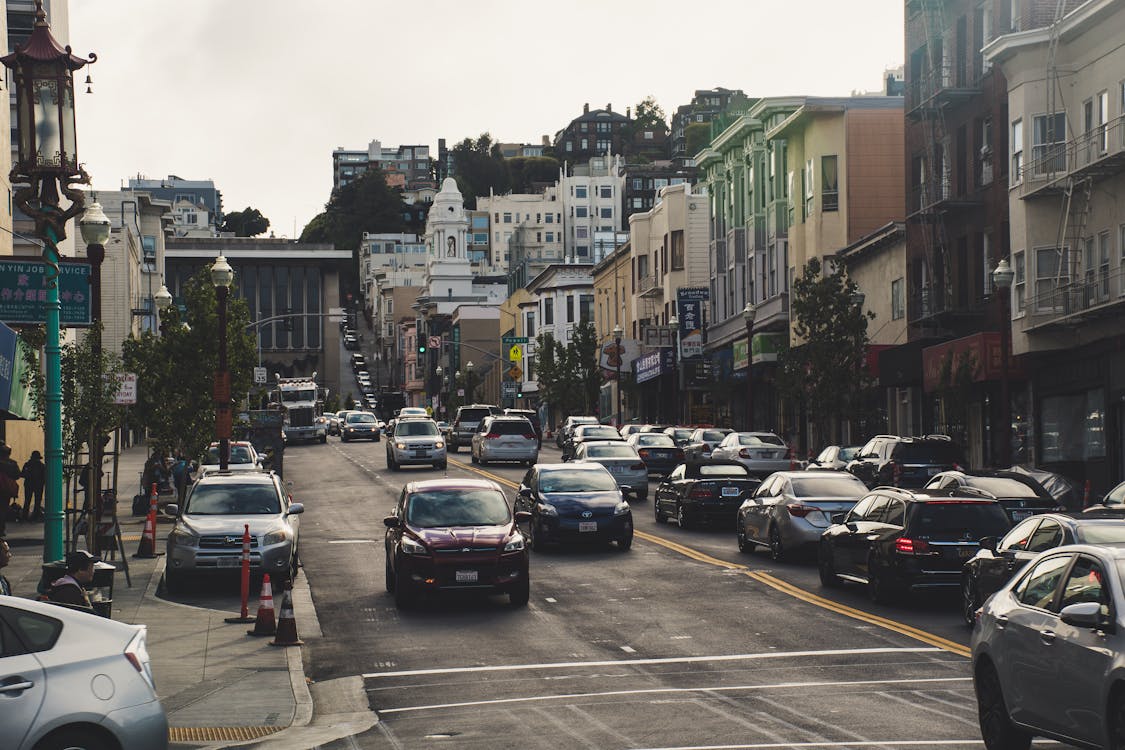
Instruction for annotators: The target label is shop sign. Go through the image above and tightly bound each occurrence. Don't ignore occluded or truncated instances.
[634,349,673,384]
[751,333,785,364]
[0,259,91,325]
[676,287,708,360]
[733,338,749,371]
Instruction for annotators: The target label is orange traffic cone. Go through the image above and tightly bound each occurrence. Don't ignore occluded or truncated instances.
[133,483,159,559]
[269,588,303,647]
[247,574,277,637]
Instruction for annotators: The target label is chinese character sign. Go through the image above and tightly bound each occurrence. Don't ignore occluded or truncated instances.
[0,260,91,325]
[676,287,708,360]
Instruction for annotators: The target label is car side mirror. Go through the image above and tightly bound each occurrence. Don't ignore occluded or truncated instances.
[979,536,998,553]
[514,511,531,523]
[383,515,400,528]
[165,504,179,516]
[518,486,533,498]
[287,503,305,516]
[831,512,845,525]
[1059,602,1102,629]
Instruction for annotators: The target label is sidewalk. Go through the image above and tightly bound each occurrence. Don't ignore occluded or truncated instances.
[2,444,310,748]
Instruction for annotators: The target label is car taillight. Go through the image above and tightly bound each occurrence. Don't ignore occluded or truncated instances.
[894,537,931,555]
[486,432,500,439]
[786,503,813,518]
[674,449,684,459]
[892,461,902,485]
[125,630,155,690]
[952,463,964,471]
[639,449,650,458]
[524,433,536,440]
[689,487,714,499]
[630,462,646,470]
[702,443,711,452]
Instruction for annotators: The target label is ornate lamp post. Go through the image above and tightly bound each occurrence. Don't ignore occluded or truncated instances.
[992,259,1015,467]
[2,1,96,562]
[742,303,756,430]
[466,360,475,403]
[613,324,623,427]
[435,366,443,417]
[211,255,234,471]
[78,200,110,547]
[669,315,680,425]
[153,283,173,333]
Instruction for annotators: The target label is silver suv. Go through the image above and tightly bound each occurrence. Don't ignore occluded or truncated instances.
[387,418,447,470]
[449,405,498,452]
[471,415,539,466]
[164,472,303,593]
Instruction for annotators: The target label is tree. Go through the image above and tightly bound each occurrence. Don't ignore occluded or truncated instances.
[570,321,602,415]
[632,95,668,133]
[450,133,511,206]
[508,156,561,193]
[684,122,712,159]
[220,207,270,237]
[534,321,603,424]
[122,268,257,460]
[778,258,875,446]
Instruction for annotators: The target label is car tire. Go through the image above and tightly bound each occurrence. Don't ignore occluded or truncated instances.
[677,503,691,530]
[387,454,399,471]
[341,435,349,443]
[976,662,1031,750]
[529,521,547,553]
[818,544,840,587]
[164,568,186,596]
[470,452,478,464]
[654,500,667,524]
[737,524,752,553]
[385,555,395,592]
[393,566,414,609]
[1108,687,1125,750]
[768,525,787,562]
[319,434,327,444]
[962,574,981,628]
[33,728,113,750]
[617,531,633,551]
[867,556,898,604]
[480,456,489,467]
[509,576,530,606]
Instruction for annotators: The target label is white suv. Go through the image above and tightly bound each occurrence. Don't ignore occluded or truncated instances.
[387,418,447,470]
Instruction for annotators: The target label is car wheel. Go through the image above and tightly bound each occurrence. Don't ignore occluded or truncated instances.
[341,435,349,443]
[33,728,113,750]
[617,531,633,551]
[737,524,751,553]
[867,556,898,604]
[509,576,530,606]
[818,543,840,588]
[529,521,547,553]
[164,568,186,596]
[385,555,395,592]
[962,574,982,628]
[480,455,489,466]
[677,503,691,530]
[654,500,667,523]
[768,525,786,562]
[319,434,327,444]
[1108,688,1125,750]
[393,566,415,609]
[976,662,1031,750]
[388,454,399,471]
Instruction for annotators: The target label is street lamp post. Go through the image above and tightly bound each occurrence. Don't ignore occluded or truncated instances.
[669,316,680,425]
[466,360,475,403]
[435,366,443,418]
[2,1,97,562]
[78,201,110,552]
[742,303,756,431]
[211,256,234,471]
[613,324,623,427]
[992,259,1015,468]
[153,283,173,334]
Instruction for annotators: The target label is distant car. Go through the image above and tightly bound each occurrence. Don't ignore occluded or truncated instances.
[557,415,599,447]
[386,418,446,470]
[449,405,497,453]
[165,471,303,592]
[471,415,539,466]
[1087,479,1125,511]
[350,353,367,370]
[807,445,862,471]
[960,513,1125,626]
[846,434,966,489]
[325,413,341,436]
[639,424,669,434]
[503,408,542,447]
[398,407,429,418]
[682,428,734,462]
[383,478,530,608]
[562,424,625,460]
[0,597,168,750]
[618,424,646,439]
[662,427,695,447]
[654,460,760,529]
[710,432,793,478]
[924,470,1060,523]
[625,433,684,476]
[199,440,261,475]
[736,470,868,559]
[573,440,649,501]
[514,463,633,551]
[341,411,381,442]
[343,334,359,350]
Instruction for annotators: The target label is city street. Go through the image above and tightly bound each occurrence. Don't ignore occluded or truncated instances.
[269,436,988,750]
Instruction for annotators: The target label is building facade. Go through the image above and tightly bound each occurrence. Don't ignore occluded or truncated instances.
[671,88,748,167]
[127,176,224,238]
[332,140,434,194]
[558,155,625,262]
[554,104,631,164]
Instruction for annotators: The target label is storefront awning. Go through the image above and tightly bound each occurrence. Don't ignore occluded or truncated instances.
[921,332,1025,393]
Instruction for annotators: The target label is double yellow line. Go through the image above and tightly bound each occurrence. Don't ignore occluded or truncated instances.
[447,457,970,659]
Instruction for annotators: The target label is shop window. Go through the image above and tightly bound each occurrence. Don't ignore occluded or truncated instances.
[1041,389,1105,463]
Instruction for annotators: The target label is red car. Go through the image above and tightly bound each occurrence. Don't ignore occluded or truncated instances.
[384,478,531,608]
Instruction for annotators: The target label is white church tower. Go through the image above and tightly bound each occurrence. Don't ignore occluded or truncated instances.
[422,178,475,314]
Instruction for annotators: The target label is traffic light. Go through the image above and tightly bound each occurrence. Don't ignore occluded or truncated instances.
[516,389,523,398]
[283,307,294,332]
[417,342,426,354]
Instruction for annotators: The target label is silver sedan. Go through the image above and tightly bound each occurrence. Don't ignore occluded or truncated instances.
[711,431,794,477]
[573,441,649,501]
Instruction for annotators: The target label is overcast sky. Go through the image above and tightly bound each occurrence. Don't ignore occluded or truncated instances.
[68,0,904,238]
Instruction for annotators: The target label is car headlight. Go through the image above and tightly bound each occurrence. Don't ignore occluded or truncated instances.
[503,532,525,552]
[262,530,289,546]
[169,527,198,545]
[614,501,631,516]
[538,503,558,517]
[401,536,428,555]
[396,442,407,450]
[434,440,445,448]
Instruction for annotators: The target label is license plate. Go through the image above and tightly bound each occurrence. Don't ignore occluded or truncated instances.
[721,487,741,497]
[958,547,975,559]
[216,556,241,568]
[578,521,597,533]
[455,570,478,583]
[413,450,428,457]
[1011,510,1033,522]
[927,467,939,475]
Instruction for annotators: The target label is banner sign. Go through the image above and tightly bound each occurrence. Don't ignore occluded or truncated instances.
[113,373,138,405]
[598,338,641,373]
[634,349,674,384]
[0,260,91,325]
[676,287,708,360]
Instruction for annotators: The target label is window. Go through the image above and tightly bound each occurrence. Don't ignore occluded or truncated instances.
[1035,246,1068,312]
[566,295,574,323]
[982,233,993,296]
[577,245,589,257]
[1097,90,1110,153]
[545,213,554,224]
[1015,555,1071,610]
[891,278,905,320]
[575,206,588,218]
[1042,388,1105,462]
[804,159,814,217]
[1099,231,1111,300]
[979,119,994,186]
[503,212,512,224]
[579,294,593,323]
[671,230,685,271]
[1013,250,1026,312]
[525,311,535,338]
[998,518,1041,553]
[599,207,612,219]
[543,297,553,325]
[565,141,573,152]
[576,226,588,239]
[1032,113,1066,175]
[1011,119,1023,182]
[141,235,157,265]
[1059,556,1110,613]
[600,186,612,198]
[494,212,500,222]
[545,232,554,243]
[575,186,587,198]
[580,138,588,150]
[1027,520,1063,552]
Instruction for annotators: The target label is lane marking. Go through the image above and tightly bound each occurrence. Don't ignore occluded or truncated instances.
[634,742,986,750]
[448,455,972,659]
[361,646,941,679]
[620,645,636,653]
[328,539,376,544]
[375,675,971,714]
[545,597,557,603]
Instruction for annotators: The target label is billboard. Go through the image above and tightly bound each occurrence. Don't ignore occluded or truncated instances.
[0,259,91,326]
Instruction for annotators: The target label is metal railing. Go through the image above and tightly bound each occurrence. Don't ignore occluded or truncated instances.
[907,62,982,112]
[1019,115,1125,195]
[1027,263,1125,324]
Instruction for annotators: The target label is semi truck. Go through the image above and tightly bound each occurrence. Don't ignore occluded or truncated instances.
[269,373,328,444]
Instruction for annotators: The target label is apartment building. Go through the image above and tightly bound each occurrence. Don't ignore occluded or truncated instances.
[476,188,563,282]
[558,155,625,262]
[360,232,427,308]
[622,161,698,221]
[127,176,223,238]
[554,103,631,164]
[671,88,748,167]
[332,140,434,193]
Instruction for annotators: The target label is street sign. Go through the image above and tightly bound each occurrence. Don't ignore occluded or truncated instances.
[501,381,518,397]
[507,364,524,381]
[457,388,465,397]
[113,373,137,405]
[253,367,267,385]
[0,259,92,326]
[502,336,528,345]
[429,336,442,349]
[328,306,344,323]
[508,344,523,362]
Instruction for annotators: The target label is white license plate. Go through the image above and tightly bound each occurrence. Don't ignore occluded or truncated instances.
[455,570,478,583]
[1011,510,1032,522]
[578,521,598,533]
[216,556,241,568]
[721,487,741,497]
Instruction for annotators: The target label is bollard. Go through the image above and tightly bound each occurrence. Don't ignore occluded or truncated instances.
[224,524,256,624]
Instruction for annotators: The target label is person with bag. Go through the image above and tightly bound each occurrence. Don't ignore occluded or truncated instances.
[21,450,45,521]
[0,445,21,537]
[46,549,97,611]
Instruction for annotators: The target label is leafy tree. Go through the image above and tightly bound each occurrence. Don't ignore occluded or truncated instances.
[508,156,561,193]
[632,95,668,133]
[778,258,875,446]
[122,268,257,460]
[451,133,511,207]
[684,122,712,159]
[534,321,603,424]
[570,321,602,415]
[220,207,270,237]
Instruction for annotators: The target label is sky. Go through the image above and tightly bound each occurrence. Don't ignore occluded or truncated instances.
[67,0,905,239]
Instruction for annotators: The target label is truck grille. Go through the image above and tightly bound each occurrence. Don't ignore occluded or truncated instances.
[288,407,314,427]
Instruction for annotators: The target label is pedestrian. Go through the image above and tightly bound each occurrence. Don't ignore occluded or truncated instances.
[0,538,12,595]
[172,454,190,503]
[46,549,98,611]
[0,445,20,537]
[21,450,45,521]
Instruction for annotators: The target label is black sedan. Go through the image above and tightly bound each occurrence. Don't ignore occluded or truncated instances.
[924,469,1060,523]
[514,463,632,551]
[653,460,760,529]
[959,512,1125,625]
[561,425,624,461]
[627,433,685,477]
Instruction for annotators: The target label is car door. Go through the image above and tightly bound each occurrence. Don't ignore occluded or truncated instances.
[654,465,682,516]
[854,496,892,578]
[0,605,51,750]
[975,517,1041,599]
[829,495,878,578]
[746,476,782,545]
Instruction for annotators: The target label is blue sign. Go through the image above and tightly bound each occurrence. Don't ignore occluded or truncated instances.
[634,349,674,384]
[0,321,15,412]
[676,287,708,360]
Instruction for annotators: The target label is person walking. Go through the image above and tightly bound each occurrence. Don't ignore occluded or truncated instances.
[0,539,12,595]
[46,549,97,611]
[21,450,45,521]
[0,445,21,537]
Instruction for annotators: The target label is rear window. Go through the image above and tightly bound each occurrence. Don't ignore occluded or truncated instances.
[699,464,750,477]
[458,409,491,423]
[636,435,676,447]
[586,445,637,458]
[578,427,621,440]
[964,477,1041,498]
[839,447,861,462]
[892,441,965,463]
[669,429,692,440]
[737,434,784,446]
[347,413,376,424]
[906,502,1010,538]
[789,475,867,497]
[489,420,533,436]
[1076,524,1125,545]
[700,430,729,442]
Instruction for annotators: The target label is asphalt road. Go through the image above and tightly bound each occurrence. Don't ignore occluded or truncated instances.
[267,435,1019,750]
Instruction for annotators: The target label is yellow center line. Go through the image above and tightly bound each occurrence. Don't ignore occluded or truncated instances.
[448,456,970,659]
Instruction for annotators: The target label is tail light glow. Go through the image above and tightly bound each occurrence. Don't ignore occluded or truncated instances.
[786,503,813,518]
[894,537,932,555]
[689,487,715,499]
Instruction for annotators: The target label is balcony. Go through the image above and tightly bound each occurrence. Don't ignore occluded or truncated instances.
[908,177,983,218]
[1021,115,1125,199]
[1026,265,1125,333]
[637,273,662,298]
[909,286,989,329]
[906,63,982,118]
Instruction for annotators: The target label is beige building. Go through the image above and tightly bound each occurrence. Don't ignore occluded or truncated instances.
[476,188,563,279]
[593,243,634,423]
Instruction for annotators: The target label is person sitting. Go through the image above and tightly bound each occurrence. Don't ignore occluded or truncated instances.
[46,549,98,611]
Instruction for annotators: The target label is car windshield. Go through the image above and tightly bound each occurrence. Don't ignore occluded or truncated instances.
[964,476,1041,498]
[578,427,619,440]
[906,502,1010,538]
[1077,524,1125,544]
[893,442,965,463]
[586,445,637,458]
[790,475,867,497]
[539,469,618,493]
[406,489,510,527]
[570,417,598,427]
[186,483,280,515]
[700,430,729,442]
[347,413,376,424]
[206,446,254,464]
[670,429,692,440]
[281,389,316,403]
[397,421,439,436]
[1103,483,1125,506]
[839,447,861,461]
[637,435,676,447]
[699,464,750,477]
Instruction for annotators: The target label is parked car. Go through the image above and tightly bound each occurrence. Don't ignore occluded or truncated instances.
[639,424,669,434]
[924,470,1060,523]
[710,431,793,478]
[471,415,539,466]
[350,353,367,370]
[0,597,169,750]
[619,423,646,440]
[325,413,341,436]
[556,415,599,447]
[654,460,760,529]
[164,471,303,593]
[817,487,1010,603]
[573,441,649,501]
[383,478,530,608]
[960,513,1125,626]
[341,410,381,442]
[343,334,359,350]
[199,440,261,475]
[845,434,966,489]
[807,445,862,471]
[504,408,542,447]
[625,433,685,476]
[386,418,446,470]
[449,404,498,453]
[562,424,625,460]
[737,470,868,560]
[971,543,1125,750]
[514,463,633,551]
[662,427,695,447]
[682,428,734,462]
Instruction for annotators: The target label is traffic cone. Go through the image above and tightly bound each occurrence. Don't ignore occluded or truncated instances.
[133,483,159,559]
[247,574,277,637]
[269,588,303,647]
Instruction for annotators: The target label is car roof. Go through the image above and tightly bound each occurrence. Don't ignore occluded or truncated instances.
[869,486,1000,503]
[405,478,502,493]
[1031,542,1125,561]
[196,471,277,485]
[537,462,607,471]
